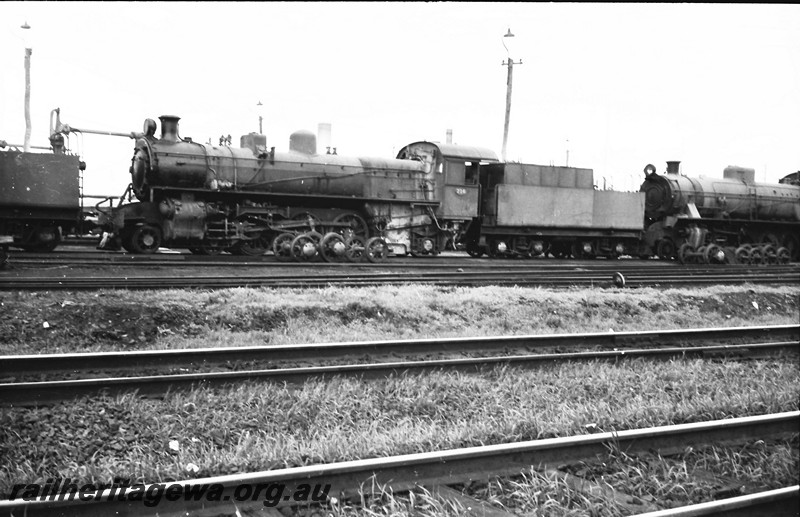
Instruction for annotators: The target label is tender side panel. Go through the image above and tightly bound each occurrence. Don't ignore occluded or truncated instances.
[495,184,594,227]
[592,191,645,230]
[0,152,80,210]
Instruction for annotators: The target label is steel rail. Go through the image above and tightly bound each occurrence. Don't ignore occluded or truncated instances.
[1,270,796,290]
[3,341,797,406]
[3,324,797,377]
[0,412,796,516]
[630,486,799,517]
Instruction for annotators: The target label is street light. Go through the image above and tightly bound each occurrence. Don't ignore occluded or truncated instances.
[501,28,522,162]
[21,21,32,152]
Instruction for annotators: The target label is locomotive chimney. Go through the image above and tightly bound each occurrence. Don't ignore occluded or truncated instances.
[159,115,181,142]
[666,161,681,175]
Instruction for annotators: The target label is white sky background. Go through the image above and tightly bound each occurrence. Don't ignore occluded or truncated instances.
[1,2,799,196]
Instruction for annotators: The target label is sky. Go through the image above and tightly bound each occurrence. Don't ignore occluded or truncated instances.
[1,2,799,196]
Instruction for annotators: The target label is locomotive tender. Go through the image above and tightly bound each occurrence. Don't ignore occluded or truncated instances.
[641,161,800,264]
[99,115,499,261]
[0,134,85,255]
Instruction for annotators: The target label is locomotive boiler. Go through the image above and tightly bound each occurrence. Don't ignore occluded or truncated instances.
[100,115,498,261]
[640,161,800,264]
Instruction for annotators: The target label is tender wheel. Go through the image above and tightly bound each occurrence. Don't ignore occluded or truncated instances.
[776,247,791,265]
[320,232,347,263]
[272,232,296,262]
[364,237,388,263]
[126,224,161,254]
[21,226,61,252]
[344,236,366,263]
[291,232,322,262]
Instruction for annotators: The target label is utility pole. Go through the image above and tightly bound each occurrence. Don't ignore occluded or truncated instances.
[501,28,522,162]
[257,101,263,134]
[21,22,32,152]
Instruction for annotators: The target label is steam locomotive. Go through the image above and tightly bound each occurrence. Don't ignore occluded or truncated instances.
[2,111,798,265]
[98,115,498,262]
[641,161,800,264]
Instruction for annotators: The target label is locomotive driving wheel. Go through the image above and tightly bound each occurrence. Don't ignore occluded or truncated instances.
[776,247,791,264]
[364,237,388,263]
[333,213,368,242]
[734,246,751,264]
[126,224,162,254]
[272,232,296,262]
[344,236,366,262]
[320,232,347,263]
[656,238,676,260]
[291,232,322,262]
[677,243,694,264]
[234,233,272,256]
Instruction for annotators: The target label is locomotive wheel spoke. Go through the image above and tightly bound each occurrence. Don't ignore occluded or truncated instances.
[291,231,322,262]
[320,232,347,263]
[703,244,726,264]
[364,237,388,263]
[344,236,366,263]
[677,243,693,264]
[333,213,368,241]
[734,246,751,265]
[237,233,272,256]
[272,232,296,262]
[762,244,777,264]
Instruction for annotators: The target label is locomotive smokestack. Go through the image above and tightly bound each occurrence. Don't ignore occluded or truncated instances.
[159,115,181,142]
[666,161,681,175]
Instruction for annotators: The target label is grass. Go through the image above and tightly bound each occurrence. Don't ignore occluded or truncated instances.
[1,282,797,514]
[1,358,797,497]
[0,284,797,354]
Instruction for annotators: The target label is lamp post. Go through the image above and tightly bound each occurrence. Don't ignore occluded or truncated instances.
[501,28,522,162]
[256,101,263,134]
[21,21,32,152]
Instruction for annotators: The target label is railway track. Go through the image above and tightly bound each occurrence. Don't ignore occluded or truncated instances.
[3,325,797,406]
[1,411,796,516]
[1,264,797,290]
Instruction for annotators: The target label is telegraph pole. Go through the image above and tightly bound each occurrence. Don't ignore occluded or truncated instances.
[21,22,32,152]
[501,28,522,162]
